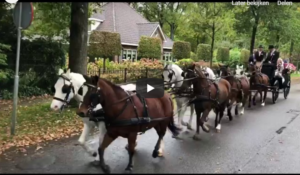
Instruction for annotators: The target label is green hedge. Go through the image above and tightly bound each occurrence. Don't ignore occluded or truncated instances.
[216,47,230,62]
[172,41,191,60]
[196,44,211,62]
[1,38,65,98]
[88,31,122,58]
[137,36,161,59]
[240,49,250,64]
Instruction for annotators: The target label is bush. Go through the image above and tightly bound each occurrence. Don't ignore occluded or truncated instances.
[88,31,122,58]
[240,49,250,65]
[175,58,194,67]
[196,44,211,62]
[172,41,191,60]
[137,36,161,59]
[0,43,10,83]
[5,38,65,92]
[228,48,241,67]
[190,52,197,61]
[216,47,230,63]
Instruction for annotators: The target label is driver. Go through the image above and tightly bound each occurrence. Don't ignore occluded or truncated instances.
[264,45,279,68]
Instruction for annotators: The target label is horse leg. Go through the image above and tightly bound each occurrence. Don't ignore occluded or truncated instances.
[214,109,219,128]
[152,125,166,158]
[261,88,268,106]
[253,90,259,106]
[200,109,211,133]
[187,104,195,130]
[98,133,117,174]
[78,119,97,157]
[193,110,202,140]
[240,94,247,115]
[124,133,138,173]
[248,91,252,108]
[216,106,225,133]
[227,98,234,121]
[176,99,185,130]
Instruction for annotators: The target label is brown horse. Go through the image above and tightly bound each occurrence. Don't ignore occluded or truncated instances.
[182,64,231,139]
[218,65,251,118]
[248,64,269,107]
[77,77,180,173]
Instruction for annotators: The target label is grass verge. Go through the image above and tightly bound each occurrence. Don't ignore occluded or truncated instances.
[0,102,82,155]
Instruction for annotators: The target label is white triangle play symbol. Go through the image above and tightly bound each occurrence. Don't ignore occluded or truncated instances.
[147,84,155,93]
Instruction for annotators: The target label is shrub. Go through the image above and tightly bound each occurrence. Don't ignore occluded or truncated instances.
[172,41,191,60]
[175,58,194,68]
[228,48,241,67]
[190,52,197,61]
[196,44,211,61]
[5,38,65,92]
[88,31,122,58]
[0,43,10,83]
[240,49,250,65]
[216,47,230,63]
[137,36,161,59]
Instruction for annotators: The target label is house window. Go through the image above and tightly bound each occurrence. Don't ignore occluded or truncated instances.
[163,52,172,62]
[123,49,137,62]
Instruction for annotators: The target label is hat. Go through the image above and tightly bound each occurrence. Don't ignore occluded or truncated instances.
[269,45,274,49]
[258,45,264,48]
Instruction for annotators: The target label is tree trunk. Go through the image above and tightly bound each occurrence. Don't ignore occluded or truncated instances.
[250,24,258,54]
[68,2,89,74]
[210,23,215,68]
[289,40,294,58]
[170,23,175,40]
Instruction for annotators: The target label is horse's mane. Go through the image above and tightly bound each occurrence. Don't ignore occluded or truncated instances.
[100,78,124,91]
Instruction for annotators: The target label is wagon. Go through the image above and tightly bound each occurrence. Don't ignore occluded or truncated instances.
[260,63,291,103]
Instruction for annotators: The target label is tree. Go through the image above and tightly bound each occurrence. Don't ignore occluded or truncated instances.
[68,3,89,74]
[88,31,122,72]
[137,36,162,59]
[172,41,191,60]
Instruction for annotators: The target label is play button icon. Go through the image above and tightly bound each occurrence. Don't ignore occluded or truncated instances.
[136,78,164,98]
[147,84,155,92]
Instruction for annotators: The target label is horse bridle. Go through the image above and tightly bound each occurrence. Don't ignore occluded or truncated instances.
[162,68,176,83]
[52,74,76,111]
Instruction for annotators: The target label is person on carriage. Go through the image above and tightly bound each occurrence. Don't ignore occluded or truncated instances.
[248,48,257,65]
[264,45,280,67]
[275,58,285,87]
[254,45,266,71]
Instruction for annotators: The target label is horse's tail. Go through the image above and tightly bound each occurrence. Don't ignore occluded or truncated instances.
[168,97,181,137]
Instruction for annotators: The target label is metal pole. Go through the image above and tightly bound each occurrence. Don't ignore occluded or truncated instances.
[11,3,22,136]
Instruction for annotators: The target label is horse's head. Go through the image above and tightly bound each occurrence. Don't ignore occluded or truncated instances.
[248,63,260,74]
[200,65,209,78]
[218,64,230,77]
[76,76,102,118]
[50,69,76,111]
[181,64,203,86]
[162,64,183,90]
[234,65,244,76]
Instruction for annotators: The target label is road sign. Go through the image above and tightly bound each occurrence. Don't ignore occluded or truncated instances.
[13,2,34,29]
[11,2,34,136]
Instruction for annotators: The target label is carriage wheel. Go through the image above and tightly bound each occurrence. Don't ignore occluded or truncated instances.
[284,81,290,99]
[272,80,280,104]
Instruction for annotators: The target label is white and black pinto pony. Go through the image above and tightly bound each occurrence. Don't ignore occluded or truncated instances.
[50,69,136,161]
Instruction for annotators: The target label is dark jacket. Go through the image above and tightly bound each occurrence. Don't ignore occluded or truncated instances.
[248,54,256,64]
[254,51,266,62]
[264,51,280,65]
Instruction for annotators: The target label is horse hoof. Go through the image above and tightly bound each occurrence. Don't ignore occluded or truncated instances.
[90,160,100,166]
[181,121,188,126]
[202,125,210,133]
[101,164,111,174]
[158,152,164,157]
[125,166,133,174]
[261,103,265,106]
[92,152,97,157]
[125,142,137,151]
[216,129,221,133]
[152,150,159,158]
[187,124,193,130]
[193,135,201,141]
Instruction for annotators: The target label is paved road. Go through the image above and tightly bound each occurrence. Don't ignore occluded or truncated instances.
[1,84,300,173]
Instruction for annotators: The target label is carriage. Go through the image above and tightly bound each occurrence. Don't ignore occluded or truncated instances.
[260,63,291,103]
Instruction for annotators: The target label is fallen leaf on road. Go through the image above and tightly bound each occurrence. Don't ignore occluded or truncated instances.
[35,146,43,152]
